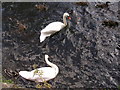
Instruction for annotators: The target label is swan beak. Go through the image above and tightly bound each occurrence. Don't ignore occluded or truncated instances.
[68,16,71,20]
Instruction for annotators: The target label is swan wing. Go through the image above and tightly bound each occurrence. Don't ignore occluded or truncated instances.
[19,67,57,82]
[38,67,56,78]
[31,67,57,82]
[42,22,65,32]
[40,22,65,42]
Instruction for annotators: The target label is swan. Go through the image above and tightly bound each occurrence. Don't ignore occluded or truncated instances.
[19,55,59,82]
[40,12,71,42]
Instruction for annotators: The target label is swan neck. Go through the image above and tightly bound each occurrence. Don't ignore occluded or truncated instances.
[45,57,59,74]
[63,15,67,26]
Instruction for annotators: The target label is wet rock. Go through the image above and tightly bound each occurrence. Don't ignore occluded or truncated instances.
[116,44,120,50]
[2,83,15,88]
[2,2,120,88]
[4,69,19,78]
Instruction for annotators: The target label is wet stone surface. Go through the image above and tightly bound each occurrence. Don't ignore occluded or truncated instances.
[2,2,120,88]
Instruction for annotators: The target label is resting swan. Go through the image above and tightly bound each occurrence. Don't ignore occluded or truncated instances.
[40,12,71,42]
[19,55,59,82]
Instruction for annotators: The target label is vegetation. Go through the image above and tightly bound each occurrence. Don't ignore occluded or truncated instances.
[33,64,52,89]
[0,76,14,84]
[118,85,120,90]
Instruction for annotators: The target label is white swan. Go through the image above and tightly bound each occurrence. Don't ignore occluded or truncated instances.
[40,12,71,42]
[19,55,59,82]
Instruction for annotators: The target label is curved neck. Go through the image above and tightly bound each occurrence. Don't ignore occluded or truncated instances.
[45,56,59,74]
[63,15,67,26]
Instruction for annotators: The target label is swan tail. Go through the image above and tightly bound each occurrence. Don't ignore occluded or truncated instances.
[40,33,46,42]
[19,71,32,79]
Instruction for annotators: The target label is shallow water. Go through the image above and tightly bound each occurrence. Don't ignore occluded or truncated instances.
[2,2,120,88]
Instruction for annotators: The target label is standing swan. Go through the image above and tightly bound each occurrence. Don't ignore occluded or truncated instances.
[19,55,59,82]
[40,12,71,42]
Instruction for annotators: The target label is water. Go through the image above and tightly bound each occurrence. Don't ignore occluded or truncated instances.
[2,2,120,88]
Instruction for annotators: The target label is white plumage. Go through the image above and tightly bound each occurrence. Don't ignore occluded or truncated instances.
[40,13,71,42]
[19,55,59,82]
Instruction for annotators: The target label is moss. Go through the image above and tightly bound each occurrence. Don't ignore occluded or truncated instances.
[33,69,52,88]
[1,76,23,88]
[0,76,14,84]
[2,79,14,84]
[32,64,38,69]
[118,85,120,90]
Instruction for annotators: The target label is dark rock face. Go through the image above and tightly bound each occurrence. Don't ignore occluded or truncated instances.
[2,2,120,88]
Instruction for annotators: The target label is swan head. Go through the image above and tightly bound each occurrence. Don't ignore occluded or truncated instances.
[64,12,69,17]
[63,12,71,20]
[45,54,49,59]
